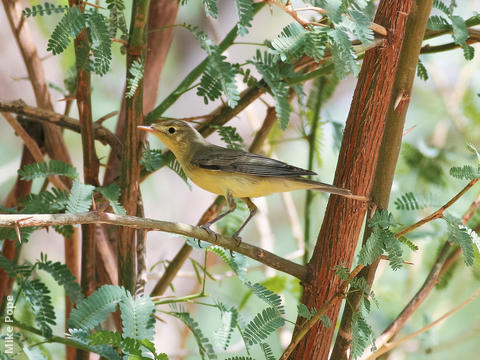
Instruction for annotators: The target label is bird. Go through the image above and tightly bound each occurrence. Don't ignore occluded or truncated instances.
[138,120,363,242]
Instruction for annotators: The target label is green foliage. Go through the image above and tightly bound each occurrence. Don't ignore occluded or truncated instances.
[22,2,69,17]
[427,1,475,60]
[119,293,155,340]
[170,310,217,359]
[244,282,285,315]
[86,12,112,76]
[217,199,249,237]
[207,246,248,280]
[394,192,424,211]
[243,307,285,345]
[449,165,480,180]
[185,25,240,107]
[212,125,244,150]
[213,302,238,350]
[260,342,276,360]
[417,58,429,81]
[234,0,254,36]
[38,253,83,304]
[96,183,126,215]
[126,58,145,98]
[402,143,447,187]
[297,303,331,327]
[66,181,95,213]
[269,22,328,62]
[141,142,190,185]
[443,214,475,266]
[68,285,128,330]
[69,329,120,360]
[18,160,78,180]
[351,309,375,359]
[250,51,290,129]
[47,6,85,55]
[358,210,404,270]
[202,0,218,18]
[22,279,56,338]
[20,188,70,214]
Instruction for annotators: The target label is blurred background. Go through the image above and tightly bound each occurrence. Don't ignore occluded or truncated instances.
[1,1,479,359]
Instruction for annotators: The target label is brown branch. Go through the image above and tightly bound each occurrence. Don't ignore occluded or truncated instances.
[0,100,122,154]
[367,286,480,359]
[395,178,480,238]
[1,112,67,191]
[291,2,414,358]
[0,212,308,281]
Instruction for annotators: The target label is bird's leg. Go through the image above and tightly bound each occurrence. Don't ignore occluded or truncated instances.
[231,197,258,246]
[200,191,237,240]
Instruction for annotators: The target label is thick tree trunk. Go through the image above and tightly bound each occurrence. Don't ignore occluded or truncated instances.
[292,1,414,358]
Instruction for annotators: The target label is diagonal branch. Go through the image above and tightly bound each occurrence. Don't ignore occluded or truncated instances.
[0,100,122,154]
[0,212,308,281]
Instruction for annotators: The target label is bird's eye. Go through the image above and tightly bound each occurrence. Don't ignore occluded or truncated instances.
[168,127,176,134]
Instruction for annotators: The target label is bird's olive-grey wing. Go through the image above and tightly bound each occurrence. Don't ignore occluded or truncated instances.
[191,146,316,177]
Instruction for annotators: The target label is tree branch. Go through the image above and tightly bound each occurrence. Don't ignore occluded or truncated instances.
[0,100,122,154]
[395,178,480,238]
[365,285,480,359]
[0,212,308,281]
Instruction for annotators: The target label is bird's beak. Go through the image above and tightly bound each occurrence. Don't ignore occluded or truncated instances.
[137,125,154,132]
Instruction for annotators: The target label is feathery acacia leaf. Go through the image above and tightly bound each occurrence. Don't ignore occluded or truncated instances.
[126,58,145,98]
[22,2,69,17]
[234,0,254,36]
[66,181,95,213]
[47,6,85,55]
[18,160,78,180]
[69,285,128,330]
[23,279,56,338]
[120,293,155,341]
[243,307,285,345]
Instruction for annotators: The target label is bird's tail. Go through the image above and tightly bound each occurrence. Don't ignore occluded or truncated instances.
[296,178,368,201]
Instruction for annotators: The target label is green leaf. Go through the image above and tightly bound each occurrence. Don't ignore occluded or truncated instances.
[66,181,95,213]
[120,293,155,340]
[328,27,359,78]
[68,285,128,330]
[234,0,254,36]
[38,253,83,304]
[96,183,126,215]
[416,58,429,81]
[47,6,85,55]
[86,12,112,75]
[260,342,275,360]
[444,215,475,266]
[213,302,238,350]
[208,246,248,280]
[171,311,217,359]
[212,125,244,150]
[20,188,70,214]
[202,0,218,18]
[18,160,79,180]
[449,165,479,180]
[394,192,424,211]
[243,307,285,345]
[351,311,375,359]
[70,329,121,360]
[23,279,56,338]
[126,58,145,98]
[22,2,69,17]
[245,282,285,315]
[251,51,290,129]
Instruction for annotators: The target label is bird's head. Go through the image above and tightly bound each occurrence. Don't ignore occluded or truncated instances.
[138,119,205,158]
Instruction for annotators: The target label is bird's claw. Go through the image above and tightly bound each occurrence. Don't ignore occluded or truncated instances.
[200,224,218,241]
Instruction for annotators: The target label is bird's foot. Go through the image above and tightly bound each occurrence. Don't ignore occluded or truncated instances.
[200,223,218,242]
[232,233,242,247]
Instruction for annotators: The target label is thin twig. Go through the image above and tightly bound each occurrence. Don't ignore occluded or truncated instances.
[0,100,122,154]
[395,178,480,238]
[2,112,68,191]
[367,286,480,359]
[0,212,308,281]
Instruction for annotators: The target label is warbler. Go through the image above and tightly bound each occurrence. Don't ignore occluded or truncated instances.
[138,120,361,241]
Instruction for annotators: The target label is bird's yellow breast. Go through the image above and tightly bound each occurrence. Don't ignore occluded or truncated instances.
[183,165,313,198]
